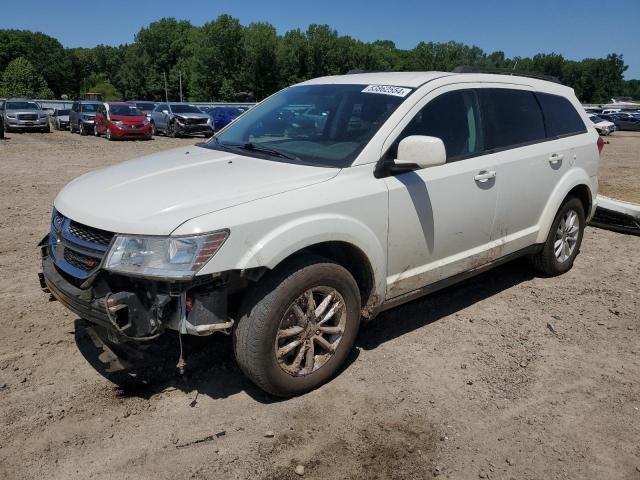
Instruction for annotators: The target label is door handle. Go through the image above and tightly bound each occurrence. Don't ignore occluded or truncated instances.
[474,170,496,183]
[548,153,564,164]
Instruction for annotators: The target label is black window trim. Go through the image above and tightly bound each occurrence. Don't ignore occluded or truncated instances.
[375,86,590,179]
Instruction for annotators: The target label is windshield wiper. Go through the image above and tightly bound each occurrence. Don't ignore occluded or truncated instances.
[214,139,299,161]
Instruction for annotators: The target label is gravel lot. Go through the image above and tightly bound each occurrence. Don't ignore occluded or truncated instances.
[0,130,639,480]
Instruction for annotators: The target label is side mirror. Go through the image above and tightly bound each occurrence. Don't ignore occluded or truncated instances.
[162,110,169,115]
[396,135,446,169]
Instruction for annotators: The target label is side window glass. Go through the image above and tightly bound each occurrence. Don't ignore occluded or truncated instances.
[537,92,586,138]
[480,89,546,150]
[391,89,483,162]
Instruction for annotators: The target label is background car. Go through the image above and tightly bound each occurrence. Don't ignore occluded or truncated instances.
[69,101,102,135]
[602,113,640,131]
[201,106,246,130]
[588,113,615,135]
[126,100,157,117]
[94,102,152,140]
[2,99,50,133]
[149,103,213,137]
[51,108,70,130]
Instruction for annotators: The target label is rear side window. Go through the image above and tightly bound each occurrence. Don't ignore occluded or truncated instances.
[392,89,484,161]
[480,89,546,151]
[537,92,586,137]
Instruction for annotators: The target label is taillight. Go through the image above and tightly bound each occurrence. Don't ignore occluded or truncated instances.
[597,136,604,155]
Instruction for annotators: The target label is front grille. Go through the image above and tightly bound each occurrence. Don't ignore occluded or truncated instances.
[64,249,99,271]
[18,113,38,121]
[49,210,114,280]
[68,221,114,246]
[185,118,208,125]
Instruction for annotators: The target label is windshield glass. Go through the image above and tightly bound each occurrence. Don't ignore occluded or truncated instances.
[206,84,411,167]
[6,101,40,110]
[56,109,70,115]
[110,105,143,116]
[171,104,202,114]
[82,103,101,112]
[135,102,155,111]
[590,115,604,123]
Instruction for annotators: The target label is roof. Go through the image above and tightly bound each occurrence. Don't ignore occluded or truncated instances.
[297,71,453,88]
[296,71,572,95]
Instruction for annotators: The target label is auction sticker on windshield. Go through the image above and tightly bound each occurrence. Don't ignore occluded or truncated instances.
[362,85,412,97]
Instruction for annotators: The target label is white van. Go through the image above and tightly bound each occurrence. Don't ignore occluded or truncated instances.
[41,72,601,396]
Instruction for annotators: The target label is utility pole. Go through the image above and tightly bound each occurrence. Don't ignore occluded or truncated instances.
[179,71,183,103]
[163,72,169,103]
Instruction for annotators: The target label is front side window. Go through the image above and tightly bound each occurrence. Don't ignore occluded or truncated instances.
[536,92,586,137]
[156,104,168,112]
[389,89,483,162]
[207,84,410,168]
[480,89,546,151]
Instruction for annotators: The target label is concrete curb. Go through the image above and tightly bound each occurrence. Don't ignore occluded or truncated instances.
[590,195,640,236]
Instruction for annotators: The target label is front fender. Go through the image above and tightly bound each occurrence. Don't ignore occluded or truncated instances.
[197,213,388,300]
[535,168,596,244]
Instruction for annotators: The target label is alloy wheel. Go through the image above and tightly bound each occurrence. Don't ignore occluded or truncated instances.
[275,287,346,377]
[554,209,579,262]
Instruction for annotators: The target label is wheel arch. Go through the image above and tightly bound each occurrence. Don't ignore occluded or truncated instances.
[535,170,595,244]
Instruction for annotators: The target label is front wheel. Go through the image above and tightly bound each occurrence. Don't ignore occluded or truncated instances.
[80,124,87,136]
[529,196,585,276]
[234,254,361,397]
[106,128,113,141]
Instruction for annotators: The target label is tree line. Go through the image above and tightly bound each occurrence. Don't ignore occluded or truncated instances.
[1,15,638,103]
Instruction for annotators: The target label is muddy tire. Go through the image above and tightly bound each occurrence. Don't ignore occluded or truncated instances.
[529,196,585,276]
[233,254,361,397]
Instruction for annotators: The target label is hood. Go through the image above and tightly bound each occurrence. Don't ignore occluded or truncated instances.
[594,120,615,127]
[7,109,44,115]
[54,146,340,235]
[110,114,146,124]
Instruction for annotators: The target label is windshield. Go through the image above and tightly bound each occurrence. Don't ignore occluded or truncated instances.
[6,101,40,110]
[171,104,202,114]
[134,102,155,111]
[206,84,411,168]
[110,105,143,116]
[82,103,101,112]
[590,115,604,123]
[56,109,70,115]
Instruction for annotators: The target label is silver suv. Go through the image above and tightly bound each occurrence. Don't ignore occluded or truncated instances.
[2,99,50,133]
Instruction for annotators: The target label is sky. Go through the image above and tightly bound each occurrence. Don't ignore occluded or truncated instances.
[2,0,639,79]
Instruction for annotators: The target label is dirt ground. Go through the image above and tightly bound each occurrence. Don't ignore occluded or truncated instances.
[0,130,638,480]
[598,131,640,203]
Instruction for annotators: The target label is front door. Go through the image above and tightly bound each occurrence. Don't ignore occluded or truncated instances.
[383,86,499,299]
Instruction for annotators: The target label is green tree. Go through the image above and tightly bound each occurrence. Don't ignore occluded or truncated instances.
[190,15,245,100]
[241,22,280,100]
[0,56,53,98]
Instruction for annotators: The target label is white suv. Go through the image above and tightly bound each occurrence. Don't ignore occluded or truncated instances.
[40,72,600,396]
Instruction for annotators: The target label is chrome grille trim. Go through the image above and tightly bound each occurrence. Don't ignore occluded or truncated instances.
[49,210,114,280]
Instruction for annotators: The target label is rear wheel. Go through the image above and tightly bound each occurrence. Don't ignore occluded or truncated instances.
[234,254,361,397]
[529,196,585,276]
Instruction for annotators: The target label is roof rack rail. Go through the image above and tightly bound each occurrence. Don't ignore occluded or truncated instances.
[452,65,561,84]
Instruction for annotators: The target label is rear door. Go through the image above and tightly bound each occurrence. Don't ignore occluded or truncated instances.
[481,86,587,253]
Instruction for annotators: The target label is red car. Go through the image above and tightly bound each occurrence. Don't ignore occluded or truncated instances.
[94,102,152,140]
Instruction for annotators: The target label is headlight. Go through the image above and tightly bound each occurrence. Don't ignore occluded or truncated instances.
[207,117,212,124]
[7,114,16,119]
[104,230,229,279]
[175,116,185,124]
[114,121,124,127]
[143,118,150,125]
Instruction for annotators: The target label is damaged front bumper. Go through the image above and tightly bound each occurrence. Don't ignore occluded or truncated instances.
[39,236,233,342]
